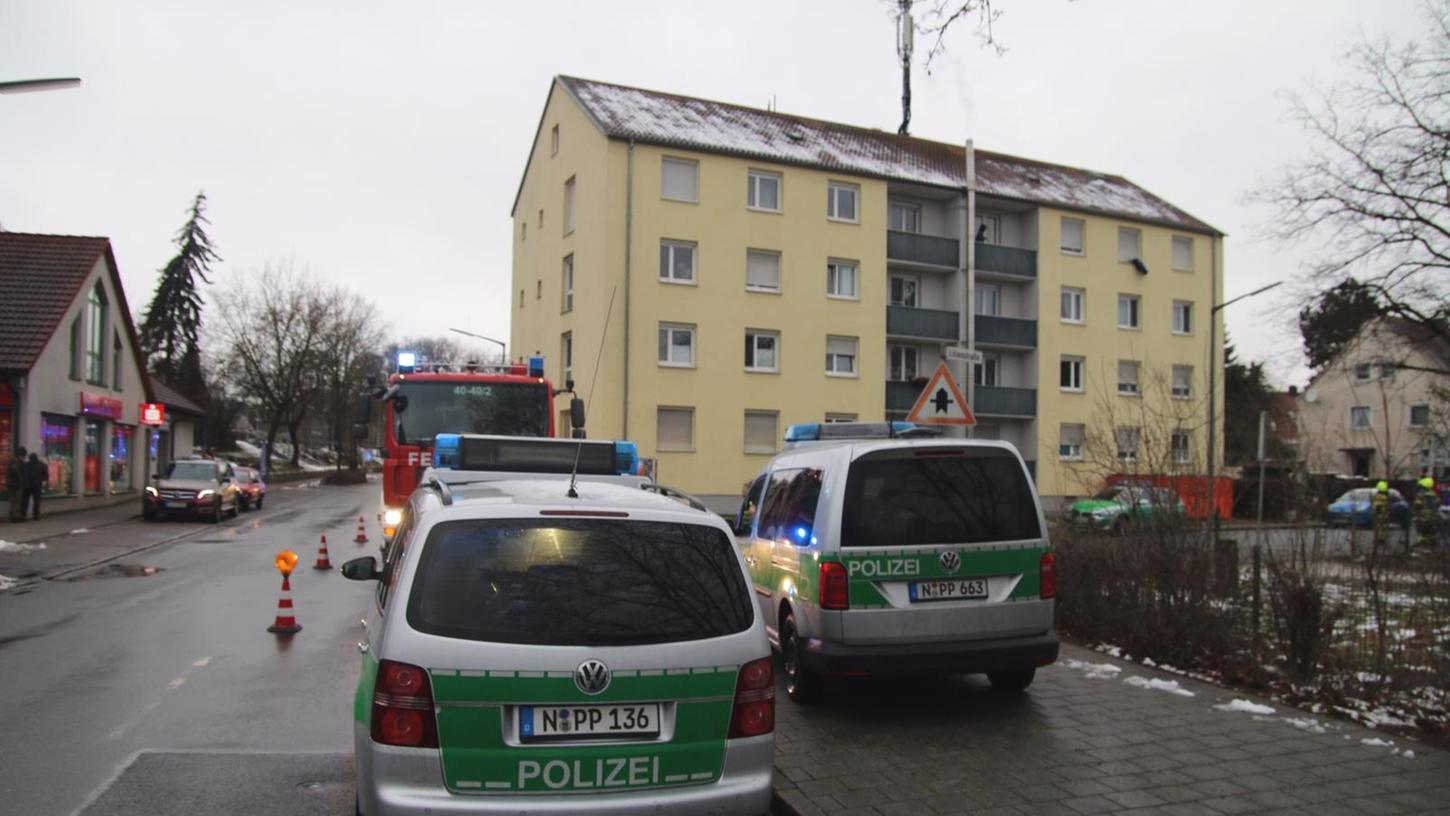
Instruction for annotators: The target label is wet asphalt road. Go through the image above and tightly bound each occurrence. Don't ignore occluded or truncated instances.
[0,481,378,816]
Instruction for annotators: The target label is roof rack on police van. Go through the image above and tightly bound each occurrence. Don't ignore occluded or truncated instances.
[640,483,710,513]
[423,475,454,506]
[783,421,942,445]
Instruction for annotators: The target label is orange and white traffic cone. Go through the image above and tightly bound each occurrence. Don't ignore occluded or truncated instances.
[313,534,333,570]
[267,573,303,635]
[354,516,369,545]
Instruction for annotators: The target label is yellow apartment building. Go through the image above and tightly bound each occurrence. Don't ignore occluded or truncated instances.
[510,76,1224,511]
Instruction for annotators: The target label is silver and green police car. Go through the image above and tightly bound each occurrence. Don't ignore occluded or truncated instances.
[344,461,774,814]
[733,422,1058,703]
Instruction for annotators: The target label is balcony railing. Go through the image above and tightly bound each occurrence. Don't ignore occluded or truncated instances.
[887,230,959,268]
[974,315,1037,347]
[975,386,1037,416]
[975,244,1037,278]
[886,380,920,412]
[887,306,960,341]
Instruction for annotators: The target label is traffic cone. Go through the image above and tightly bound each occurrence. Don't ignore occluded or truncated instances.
[313,534,333,570]
[354,516,369,545]
[267,573,303,635]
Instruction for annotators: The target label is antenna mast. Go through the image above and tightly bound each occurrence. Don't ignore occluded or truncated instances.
[897,0,914,136]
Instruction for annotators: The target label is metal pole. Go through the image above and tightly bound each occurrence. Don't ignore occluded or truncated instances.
[1257,410,1268,548]
[964,139,976,440]
[1251,543,1262,657]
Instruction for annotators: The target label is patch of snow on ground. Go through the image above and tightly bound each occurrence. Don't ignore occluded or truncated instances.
[1215,699,1276,716]
[69,528,90,534]
[1123,676,1195,697]
[1141,657,1157,668]
[1062,659,1122,679]
[0,540,46,553]
[1361,737,1394,747]
[1284,717,1329,734]
[1095,644,1124,658]
[1402,750,1415,759]
[0,574,19,591]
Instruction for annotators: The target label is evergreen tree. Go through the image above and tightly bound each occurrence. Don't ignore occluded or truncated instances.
[1223,339,1277,465]
[1298,278,1382,371]
[139,192,219,402]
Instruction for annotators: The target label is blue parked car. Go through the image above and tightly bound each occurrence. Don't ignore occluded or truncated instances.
[1326,488,1410,528]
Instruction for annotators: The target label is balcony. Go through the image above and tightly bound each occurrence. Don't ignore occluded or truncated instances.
[886,380,920,412]
[974,315,1037,348]
[887,230,959,269]
[887,306,960,341]
[975,386,1037,417]
[975,244,1037,278]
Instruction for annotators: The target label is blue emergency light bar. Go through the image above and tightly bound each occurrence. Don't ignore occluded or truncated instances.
[433,433,641,476]
[783,421,938,443]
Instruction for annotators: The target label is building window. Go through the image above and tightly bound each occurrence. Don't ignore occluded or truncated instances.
[1353,362,1373,382]
[521,222,526,242]
[746,249,781,292]
[1060,356,1084,392]
[1060,286,1084,323]
[68,315,81,381]
[86,284,107,385]
[825,336,857,376]
[1059,423,1085,461]
[661,157,699,202]
[1172,365,1193,399]
[744,410,779,454]
[538,209,543,229]
[659,240,696,283]
[1350,405,1371,429]
[658,323,696,367]
[550,124,559,156]
[1061,217,1085,254]
[1410,403,1431,428]
[110,423,133,491]
[519,289,525,308]
[561,332,573,386]
[889,344,918,381]
[657,407,694,452]
[826,259,858,299]
[1118,227,1141,262]
[889,274,918,307]
[112,331,123,391]
[1116,426,1141,464]
[1118,294,1141,329]
[1172,236,1193,271]
[1171,430,1192,464]
[827,181,859,222]
[1379,360,1397,380]
[747,170,781,212]
[563,176,576,234]
[1172,301,1194,334]
[745,329,779,372]
[976,214,1000,243]
[889,201,920,232]
[41,413,75,496]
[825,413,858,423]
[536,280,542,300]
[975,283,1000,316]
[1118,360,1140,395]
[561,254,574,312]
[973,353,999,387]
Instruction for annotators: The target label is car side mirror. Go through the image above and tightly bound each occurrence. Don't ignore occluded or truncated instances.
[341,556,382,582]
[570,397,586,434]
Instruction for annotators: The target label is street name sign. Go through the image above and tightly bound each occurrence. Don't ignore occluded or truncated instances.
[944,345,984,364]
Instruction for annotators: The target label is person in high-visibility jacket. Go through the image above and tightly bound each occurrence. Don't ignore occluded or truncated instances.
[1417,476,1441,544]
[1372,480,1393,550]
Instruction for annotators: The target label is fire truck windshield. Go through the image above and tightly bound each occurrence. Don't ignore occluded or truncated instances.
[393,381,549,443]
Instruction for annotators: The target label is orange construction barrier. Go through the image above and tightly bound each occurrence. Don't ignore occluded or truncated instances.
[268,550,302,635]
[354,516,369,545]
[313,534,333,570]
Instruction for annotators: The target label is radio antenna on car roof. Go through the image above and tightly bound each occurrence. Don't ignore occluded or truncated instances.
[568,286,618,499]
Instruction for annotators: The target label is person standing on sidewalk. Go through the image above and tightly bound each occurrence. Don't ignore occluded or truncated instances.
[21,451,49,521]
[6,446,26,522]
[1372,480,1392,552]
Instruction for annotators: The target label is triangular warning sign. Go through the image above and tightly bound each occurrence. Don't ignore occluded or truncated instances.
[905,362,977,426]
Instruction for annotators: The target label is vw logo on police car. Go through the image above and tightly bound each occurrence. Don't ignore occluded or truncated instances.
[939,550,962,574]
[574,659,611,695]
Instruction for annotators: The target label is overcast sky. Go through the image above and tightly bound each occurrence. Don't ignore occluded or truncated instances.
[1,0,1428,384]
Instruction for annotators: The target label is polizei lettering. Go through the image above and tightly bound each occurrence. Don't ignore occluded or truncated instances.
[845,558,921,577]
[517,756,662,789]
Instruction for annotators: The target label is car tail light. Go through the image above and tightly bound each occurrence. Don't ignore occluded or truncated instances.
[819,562,849,610]
[371,659,438,748]
[728,657,774,738]
[1040,551,1057,600]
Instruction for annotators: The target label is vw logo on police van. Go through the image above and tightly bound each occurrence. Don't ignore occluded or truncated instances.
[939,550,962,574]
[574,659,611,695]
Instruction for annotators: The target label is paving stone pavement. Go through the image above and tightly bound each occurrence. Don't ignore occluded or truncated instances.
[771,643,1450,816]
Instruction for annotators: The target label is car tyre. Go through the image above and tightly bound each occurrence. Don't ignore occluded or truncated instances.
[256,495,264,510]
[238,495,251,512]
[987,667,1036,692]
[781,611,824,704]
[142,506,156,522]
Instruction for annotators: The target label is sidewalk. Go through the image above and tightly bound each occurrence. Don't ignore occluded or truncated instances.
[1,499,141,545]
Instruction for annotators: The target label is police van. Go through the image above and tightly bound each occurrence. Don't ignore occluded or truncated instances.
[733,422,1057,703]
[344,434,774,815]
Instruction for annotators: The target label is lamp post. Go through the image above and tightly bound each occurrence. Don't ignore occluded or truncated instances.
[1207,281,1282,537]
[447,327,506,364]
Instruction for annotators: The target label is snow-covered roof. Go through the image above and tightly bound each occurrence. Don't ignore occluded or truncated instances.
[558,76,1219,235]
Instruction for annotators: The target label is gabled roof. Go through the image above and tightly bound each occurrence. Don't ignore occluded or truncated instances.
[149,377,207,416]
[1303,316,1450,391]
[546,76,1220,235]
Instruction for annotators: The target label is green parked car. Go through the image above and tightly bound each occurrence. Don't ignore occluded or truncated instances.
[1066,485,1186,534]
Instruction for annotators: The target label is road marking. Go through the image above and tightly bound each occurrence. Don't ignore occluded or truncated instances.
[193,656,212,668]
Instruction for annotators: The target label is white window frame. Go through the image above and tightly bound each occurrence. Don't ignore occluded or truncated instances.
[1118,227,1141,262]
[1060,356,1084,392]
[1117,426,1141,464]
[824,413,858,423]
[1353,362,1373,382]
[561,254,574,312]
[550,124,559,156]
[1060,286,1084,324]
[661,157,699,203]
[1172,236,1193,271]
[889,344,919,382]
[1171,430,1192,464]
[563,176,576,235]
[657,406,695,452]
[1350,405,1371,430]
[659,240,697,285]
[1172,365,1193,399]
[743,410,779,455]
[1059,424,1086,461]
[745,329,780,373]
[976,214,1000,244]
[745,249,781,293]
[975,283,1001,317]
[827,181,859,223]
[747,170,782,213]
[658,323,696,368]
[1409,403,1431,428]
[1118,294,1141,330]
[1061,217,1085,255]
[561,332,573,386]
[826,259,859,300]
[889,274,919,308]
[1118,360,1141,396]
[1172,300,1194,335]
[825,335,858,377]
[974,353,1000,387]
[889,200,921,233]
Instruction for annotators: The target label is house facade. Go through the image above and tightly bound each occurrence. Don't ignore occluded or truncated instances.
[510,77,1224,510]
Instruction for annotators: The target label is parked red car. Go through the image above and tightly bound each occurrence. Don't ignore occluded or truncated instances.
[234,467,267,511]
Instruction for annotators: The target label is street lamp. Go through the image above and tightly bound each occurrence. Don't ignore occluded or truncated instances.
[1207,280,1282,535]
[0,77,81,94]
[448,327,506,364]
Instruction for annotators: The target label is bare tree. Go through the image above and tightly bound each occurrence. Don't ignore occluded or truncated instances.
[314,289,386,469]
[1255,1,1450,355]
